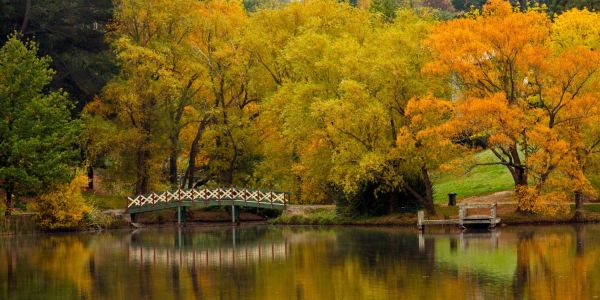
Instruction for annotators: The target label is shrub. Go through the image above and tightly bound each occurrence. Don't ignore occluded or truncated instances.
[31,173,92,231]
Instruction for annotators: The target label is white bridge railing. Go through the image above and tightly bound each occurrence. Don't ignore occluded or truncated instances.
[127,187,289,209]
[128,241,289,267]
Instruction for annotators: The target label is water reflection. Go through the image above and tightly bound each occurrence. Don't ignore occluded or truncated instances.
[2,225,600,299]
[128,228,290,267]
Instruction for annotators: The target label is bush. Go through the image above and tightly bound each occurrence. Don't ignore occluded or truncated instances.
[31,173,92,231]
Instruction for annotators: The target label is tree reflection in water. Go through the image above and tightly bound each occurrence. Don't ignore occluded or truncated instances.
[2,225,600,299]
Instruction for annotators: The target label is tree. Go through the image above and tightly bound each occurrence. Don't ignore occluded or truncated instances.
[449,0,600,13]
[0,0,116,110]
[426,0,600,214]
[250,2,448,213]
[85,0,259,195]
[85,0,197,195]
[0,35,81,215]
[180,0,257,189]
[550,8,600,216]
[398,95,465,213]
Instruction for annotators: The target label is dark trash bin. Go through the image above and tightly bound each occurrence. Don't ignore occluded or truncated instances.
[448,193,457,206]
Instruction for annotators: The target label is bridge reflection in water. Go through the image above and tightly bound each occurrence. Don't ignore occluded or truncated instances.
[127,228,289,268]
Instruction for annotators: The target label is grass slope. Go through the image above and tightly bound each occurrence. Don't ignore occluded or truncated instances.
[432,150,514,203]
[83,192,125,210]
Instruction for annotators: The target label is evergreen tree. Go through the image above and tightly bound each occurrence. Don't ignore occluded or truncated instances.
[0,35,81,215]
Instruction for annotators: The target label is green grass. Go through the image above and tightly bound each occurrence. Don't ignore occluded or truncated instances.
[272,208,341,225]
[584,203,600,213]
[589,173,600,193]
[432,150,514,203]
[271,205,459,225]
[83,192,125,210]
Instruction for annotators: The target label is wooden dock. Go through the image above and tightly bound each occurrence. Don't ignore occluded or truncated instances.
[417,203,501,230]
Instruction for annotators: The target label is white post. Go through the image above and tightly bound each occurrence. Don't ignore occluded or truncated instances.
[417,210,424,231]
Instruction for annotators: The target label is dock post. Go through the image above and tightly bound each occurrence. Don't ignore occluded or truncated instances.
[417,210,424,231]
[177,205,181,226]
[490,203,497,228]
[458,206,465,228]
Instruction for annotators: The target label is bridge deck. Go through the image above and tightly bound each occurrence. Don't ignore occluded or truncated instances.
[127,199,286,214]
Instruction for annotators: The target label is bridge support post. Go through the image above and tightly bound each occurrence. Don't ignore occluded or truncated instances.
[177,206,182,226]
[231,205,240,226]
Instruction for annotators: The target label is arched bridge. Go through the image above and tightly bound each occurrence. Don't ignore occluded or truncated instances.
[127,187,290,224]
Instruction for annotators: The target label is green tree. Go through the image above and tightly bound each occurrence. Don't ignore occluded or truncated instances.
[0,35,81,215]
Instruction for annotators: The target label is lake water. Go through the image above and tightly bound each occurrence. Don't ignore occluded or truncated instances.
[1,224,599,299]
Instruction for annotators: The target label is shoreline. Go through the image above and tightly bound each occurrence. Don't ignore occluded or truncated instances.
[269,204,600,227]
[4,204,600,235]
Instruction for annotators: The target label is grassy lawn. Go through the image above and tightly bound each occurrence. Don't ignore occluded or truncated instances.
[83,192,125,210]
[432,150,514,203]
[589,173,600,193]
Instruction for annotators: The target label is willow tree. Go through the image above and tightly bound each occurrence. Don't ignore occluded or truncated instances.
[84,0,204,194]
[426,0,600,214]
[250,1,451,213]
[179,0,259,188]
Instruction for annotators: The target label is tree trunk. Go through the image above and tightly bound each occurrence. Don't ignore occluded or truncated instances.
[20,0,31,33]
[511,166,528,188]
[169,147,178,188]
[225,131,238,185]
[575,191,584,210]
[87,166,94,191]
[5,185,13,216]
[388,191,399,214]
[511,165,528,214]
[404,182,435,215]
[573,191,584,221]
[183,121,207,189]
[421,166,434,210]
[135,144,150,195]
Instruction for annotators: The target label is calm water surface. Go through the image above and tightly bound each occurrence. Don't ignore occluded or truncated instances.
[1,224,600,299]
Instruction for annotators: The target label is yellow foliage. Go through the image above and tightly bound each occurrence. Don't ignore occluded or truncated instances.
[552,8,600,50]
[31,173,92,230]
[516,185,569,216]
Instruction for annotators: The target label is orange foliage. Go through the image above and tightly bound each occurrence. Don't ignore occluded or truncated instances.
[426,0,600,214]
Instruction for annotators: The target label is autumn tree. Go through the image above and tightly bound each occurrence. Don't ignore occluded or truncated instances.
[180,0,258,189]
[84,0,204,194]
[0,35,80,215]
[398,95,465,212]
[250,2,451,213]
[426,0,600,214]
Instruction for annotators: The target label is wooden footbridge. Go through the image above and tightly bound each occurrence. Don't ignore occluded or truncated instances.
[127,187,290,224]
